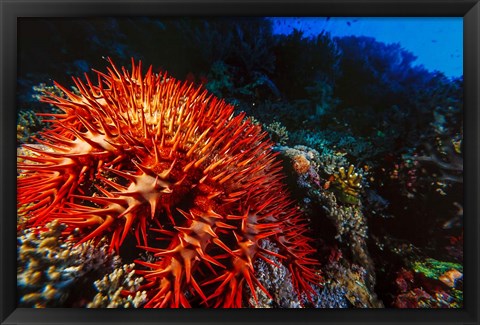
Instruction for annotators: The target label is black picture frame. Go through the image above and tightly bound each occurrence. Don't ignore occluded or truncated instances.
[1,0,478,324]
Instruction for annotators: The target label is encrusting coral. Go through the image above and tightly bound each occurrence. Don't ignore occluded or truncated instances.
[17,58,321,308]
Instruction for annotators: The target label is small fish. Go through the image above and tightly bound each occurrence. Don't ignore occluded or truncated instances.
[323,175,335,189]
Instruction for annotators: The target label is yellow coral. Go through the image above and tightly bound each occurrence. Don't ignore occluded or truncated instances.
[332,165,363,205]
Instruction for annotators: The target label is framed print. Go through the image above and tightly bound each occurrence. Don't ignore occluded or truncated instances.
[1,0,479,324]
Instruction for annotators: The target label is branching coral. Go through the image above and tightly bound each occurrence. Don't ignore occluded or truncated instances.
[264,121,289,145]
[87,263,147,308]
[332,165,363,205]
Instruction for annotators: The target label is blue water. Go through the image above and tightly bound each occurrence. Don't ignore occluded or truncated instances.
[269,17,463,79]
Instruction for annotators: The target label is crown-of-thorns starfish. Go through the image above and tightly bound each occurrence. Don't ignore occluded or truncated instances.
[17,58,322,307]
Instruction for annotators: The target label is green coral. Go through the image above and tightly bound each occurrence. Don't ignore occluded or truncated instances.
[412,258,463,279]
[450,288,463,308]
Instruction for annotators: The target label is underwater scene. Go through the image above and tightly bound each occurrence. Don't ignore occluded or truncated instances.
[16,17,463,308]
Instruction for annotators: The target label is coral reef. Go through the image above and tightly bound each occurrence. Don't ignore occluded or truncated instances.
[248,239,304,308]
[393,260,463,308]
[319,190,380,307]
[87,263,147,308]
[322,192,367,244]
[264,121,289,145]
[412,258,463,283]
[275,144,382,308]
[15,18,464,309]
[249,239,347,308]
[17,59,321,308]
[324,260,382,308]
[277,146,371,270]
[17,220,120,307]
[17,110,44,144]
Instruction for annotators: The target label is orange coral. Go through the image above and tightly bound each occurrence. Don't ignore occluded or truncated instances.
[17,58,321,308]
[292,154,311,174]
